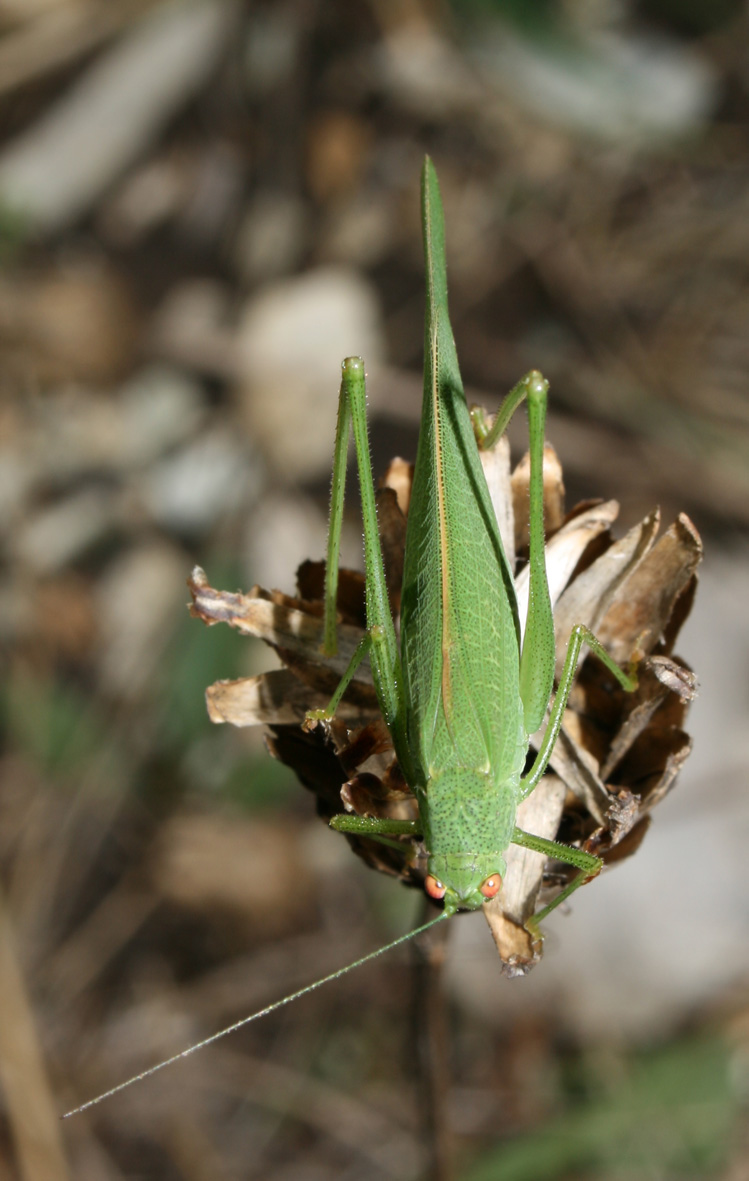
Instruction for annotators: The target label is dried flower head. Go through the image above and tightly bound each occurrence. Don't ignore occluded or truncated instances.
[189,424,700,974]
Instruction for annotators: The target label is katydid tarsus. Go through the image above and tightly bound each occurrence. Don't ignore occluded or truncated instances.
[63,157,637,1119]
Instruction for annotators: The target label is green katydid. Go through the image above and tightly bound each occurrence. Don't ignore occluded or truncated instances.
[63,157,637,1119]
[307,156,637,921]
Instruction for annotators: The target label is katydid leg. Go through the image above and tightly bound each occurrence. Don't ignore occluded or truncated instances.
[329,815,421,852]
[322,362,353,656]
[472,371,540,450]
[474,370,556,735]
[527,868,600,935]
[511,825,602,936]
[517,372,556,734]
[520,623,637,799]
[318,358,418,786]
[512,826,600,874]
[304,632,372,726]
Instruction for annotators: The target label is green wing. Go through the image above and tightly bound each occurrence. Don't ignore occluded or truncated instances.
[400,159,525,784]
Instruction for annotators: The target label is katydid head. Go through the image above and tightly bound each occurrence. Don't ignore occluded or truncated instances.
[425,857,505,915]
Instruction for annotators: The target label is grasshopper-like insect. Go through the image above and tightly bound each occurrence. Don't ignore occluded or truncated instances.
[310,156,637,921]
[64,157,637,1118]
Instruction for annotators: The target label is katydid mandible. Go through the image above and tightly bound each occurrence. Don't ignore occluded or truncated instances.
[63,157,637,1118]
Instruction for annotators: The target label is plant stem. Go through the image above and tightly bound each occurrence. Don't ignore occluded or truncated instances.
[411,899,454,1181]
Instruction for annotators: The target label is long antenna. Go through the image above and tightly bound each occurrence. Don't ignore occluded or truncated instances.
[63,910,450,1119]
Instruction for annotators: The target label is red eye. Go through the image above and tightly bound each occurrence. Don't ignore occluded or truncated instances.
[425,875,446,900]
[480,874,501,899]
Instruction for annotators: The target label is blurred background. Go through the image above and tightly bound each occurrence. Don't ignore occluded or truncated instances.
[1,0,748,1178]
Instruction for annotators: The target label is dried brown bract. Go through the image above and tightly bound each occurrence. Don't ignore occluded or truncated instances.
[189,425,700,973]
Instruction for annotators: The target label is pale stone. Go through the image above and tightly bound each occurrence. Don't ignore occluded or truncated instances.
[237,267,385,479]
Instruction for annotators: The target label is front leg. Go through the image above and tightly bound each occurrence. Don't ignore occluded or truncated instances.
[511,825,602,941]
[330,814,421,852]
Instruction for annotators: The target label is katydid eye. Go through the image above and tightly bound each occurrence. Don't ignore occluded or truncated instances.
[425,875,446,900]
[480,875,501,899]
